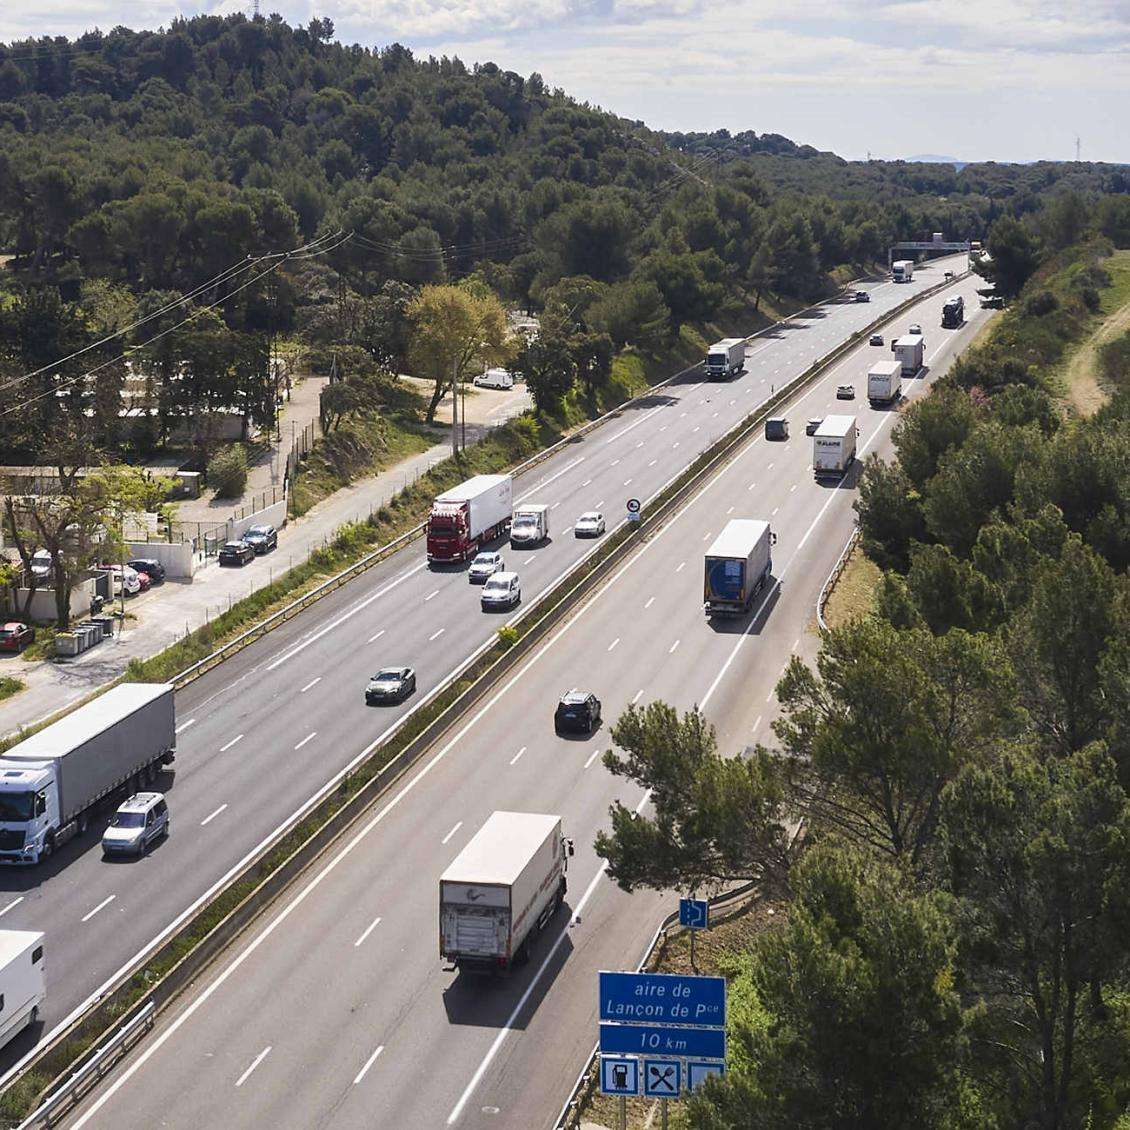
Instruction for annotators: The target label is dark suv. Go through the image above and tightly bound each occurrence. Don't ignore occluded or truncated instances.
[554,692,602,735]
[128,558,166,583]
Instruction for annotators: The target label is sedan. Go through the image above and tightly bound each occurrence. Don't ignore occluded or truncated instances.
[242,525,278,554]
[219,540,255,567]
[365,666,416,704]
[909,323,923,336]
[127,558,165,584]
[574,512,606,538]
[805,417,823,436]
[853,290,870,302]
[554,692,602,735]
[836,384,855,400]
[481,571,521,611]
[869,333,884,346]
[104,564,142,596]
[468,551,505,584]
[0,622,35,653]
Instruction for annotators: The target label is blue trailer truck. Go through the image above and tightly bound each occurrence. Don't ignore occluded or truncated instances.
[703,519,775,617]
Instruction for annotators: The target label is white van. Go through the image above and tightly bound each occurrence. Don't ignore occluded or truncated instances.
[474,368,515,391]
[0,930,45,1051]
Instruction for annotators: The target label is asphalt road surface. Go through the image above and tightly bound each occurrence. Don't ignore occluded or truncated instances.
[52,265,990,1128]
[0,260,961,1079]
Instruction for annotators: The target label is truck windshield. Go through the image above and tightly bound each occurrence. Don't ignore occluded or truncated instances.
[429,515,461,531]
[0,792,35,822]
[513,516,536,527]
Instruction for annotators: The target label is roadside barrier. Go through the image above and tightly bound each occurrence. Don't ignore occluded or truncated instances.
[816,526,862,632]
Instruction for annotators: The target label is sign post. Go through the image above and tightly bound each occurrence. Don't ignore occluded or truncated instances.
[626,497,641,525]
[679,896,709,969]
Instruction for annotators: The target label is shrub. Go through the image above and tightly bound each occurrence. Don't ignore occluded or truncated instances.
[1024,290,1058,317]
[208,445,249,498]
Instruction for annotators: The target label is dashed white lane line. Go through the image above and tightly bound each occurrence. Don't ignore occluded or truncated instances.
[623,479,632,486]
[767,462,774,470]
[771,506,780,517]
[747,481,756,491]
[175,718,196,735]
[766,688,776,703]
[594,499,605,508]
[583,748,602,770]
[608,638,620,652]
[752,714,763,733]
[636,440,644,448]
[516,456,585,503]
[669,639,681,654]
[220,734,244,753]
[368,629,385,643]
[235,1046,271,1088]
[441,821,463,845]
[424,590,440,602]
[82,895,116,923]
[658,426,668,433]
[611,459,621,467]
[727,506,735,514]
[353,1045,385,1085]
[0,897,24,918]
[672,441,680,449]
[354,916,383,947]
[675,562,686,573]
[702,531,711,541]
[294,732,317,751]
[300,677,321,693]
[429,628,445,642]
[200,804,228,827]
[631,689,644,704]
[792,637,800,651]
[692,426,700,433]
[790,484,797,493]
[648,459,658,467]
[644,596,655,609]
[510,746,527,766]
[581,479,592,487]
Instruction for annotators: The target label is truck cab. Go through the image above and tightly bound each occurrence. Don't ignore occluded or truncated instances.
[0,765,58,865]
[510,504,549,547]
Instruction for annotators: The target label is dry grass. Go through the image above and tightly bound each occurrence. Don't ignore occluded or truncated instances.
[1061,250,1130,416]
[821,544,881,629]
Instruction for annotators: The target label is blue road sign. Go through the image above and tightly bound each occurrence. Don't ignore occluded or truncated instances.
[643,1058,682,1097]
[687,1061,726,1091]
[679,897,709,930]
[600,1056,640,1096]
[600,1022,726,1060]
[599,971,726,1027]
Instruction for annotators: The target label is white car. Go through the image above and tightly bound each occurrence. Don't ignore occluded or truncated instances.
[473,368,514,390]
[105,564,141,596]
[29,549,53,582]
[574,512,606,538]
[481,572,521,610]
[836,384,855,400]
[468,551,505,584]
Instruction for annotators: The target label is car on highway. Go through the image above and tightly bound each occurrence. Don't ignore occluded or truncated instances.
[218,540,255,567]
[242,525,278,554]
[836,384,855,399]
[365,666,417,704]
[805,417,823,436]
[468,550,505,583]
[574,512,606,537]
[101,792,169,858]
[944,270,954,278]
[481,571,521,611]
[127,558,165,584]
[909,323,923,336]
[869,333,884,346]
[853,290,870,302]
[554,691,602,735]
[764,417,788,440]
[0,622,35,653]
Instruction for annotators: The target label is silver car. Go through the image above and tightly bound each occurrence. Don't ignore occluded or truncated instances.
[468,551,504,584]
[102,792,169,858]
[574,512,606,538]
[481,571,521,610]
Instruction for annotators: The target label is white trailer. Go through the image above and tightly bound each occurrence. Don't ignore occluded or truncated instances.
[427,474,514,563]
[705,338,745,380]
[867,359,902,405]
[892,259,915,283]
[703,519,775,617]
[440,811,572,972]
[0,931,45,1050]
[893,335,925,376]
[813,415,858,477]
[510,503,549,547]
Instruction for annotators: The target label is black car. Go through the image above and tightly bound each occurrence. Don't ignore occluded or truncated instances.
[242,525,278,554]
[127,558,166,584]
[366,666,417,704]
[218,540,255,566]
[554,691,601,735]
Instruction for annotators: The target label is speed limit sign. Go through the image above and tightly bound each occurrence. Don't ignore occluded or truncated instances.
[626,497,641,523]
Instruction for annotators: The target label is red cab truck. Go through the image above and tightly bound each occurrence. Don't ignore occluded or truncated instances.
[426,474,513,564]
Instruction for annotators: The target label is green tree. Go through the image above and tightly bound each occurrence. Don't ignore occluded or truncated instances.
[587,279,669,352]
[854,456,928,572]
[977,215,1042,299]
[893,386,978,489]
[512,326,575,414]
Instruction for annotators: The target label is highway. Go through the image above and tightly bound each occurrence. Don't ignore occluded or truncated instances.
[53,265,989,1128]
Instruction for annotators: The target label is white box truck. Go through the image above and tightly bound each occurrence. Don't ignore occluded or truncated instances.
[510,503,549,547]
[0,930,45,1050]
[705,339,745,380]
[892,259,914,283]
[0,683,176,864]
[703,519,775,618]
[867,359,902,405]
[893,335,925,376]
[813,415,858,477]
[426,474,513,564]
[440,811,572,972]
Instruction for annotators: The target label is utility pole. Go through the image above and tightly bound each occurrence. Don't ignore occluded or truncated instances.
[1075,135,1082,162]
[451,357,459,458]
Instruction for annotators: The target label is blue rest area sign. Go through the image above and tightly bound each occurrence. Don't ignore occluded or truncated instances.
[599,971,726,1028]
[600,1022,726,1060]
[679,897,709,930]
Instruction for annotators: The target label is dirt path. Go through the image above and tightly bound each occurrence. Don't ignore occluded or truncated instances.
[1064,250,1130,416]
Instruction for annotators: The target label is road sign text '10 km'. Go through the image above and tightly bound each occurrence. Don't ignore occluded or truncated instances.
[599,1022,726,1060]
[599,971,726,1026]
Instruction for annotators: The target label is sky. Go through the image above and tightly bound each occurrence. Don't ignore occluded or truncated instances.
[2,0,1128,163]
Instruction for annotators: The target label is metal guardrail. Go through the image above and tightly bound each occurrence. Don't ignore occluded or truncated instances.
[816,526,861,632]
[16,1003,154,1129]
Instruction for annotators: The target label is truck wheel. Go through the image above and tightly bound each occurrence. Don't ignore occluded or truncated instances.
[41,834,55,862]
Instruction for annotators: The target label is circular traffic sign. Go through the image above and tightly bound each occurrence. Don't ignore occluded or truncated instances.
[626,498,641,513]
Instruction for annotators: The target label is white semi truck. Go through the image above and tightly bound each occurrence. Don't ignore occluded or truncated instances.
[440,811,572,972]
[892,259,915,283]
[0,683,176,865]
[705,339,745,380]
[867,359,902,405]
[893,335,925,376]
[510,503,550,547]
[0,930,45,1050]
[703,519,775,618]
[813,415,858,477]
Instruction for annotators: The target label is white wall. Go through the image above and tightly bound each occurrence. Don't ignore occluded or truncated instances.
[230,500,287,542]
[9,579,94,623]
[125,541,200,580]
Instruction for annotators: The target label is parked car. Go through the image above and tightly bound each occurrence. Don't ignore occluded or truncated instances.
[127,558,165,584]
[242,525,277,554]
[104,564,142,596]
[554,691,602,735]
[0,623,35,653]
[869,333,884,346]
[29,550,53,583]
[854,290,870,302]
[574,512,606,537]
[468,551,505,584]
[219,540,255,567]
[836,384,855,400]
[481,571,521,611]
[473,368,515,390]
[365,666,416,704]
[101,792,169,858]
[764,417,788,440]
[805,417,824,436]
[133,569,152,593]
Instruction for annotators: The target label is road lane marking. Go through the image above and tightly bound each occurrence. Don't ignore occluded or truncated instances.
[669,639,680,654]
[792,637,800,651]
[441,821,463,845]
[631,690,644,704]
[603,403,667,445]
[425,590,439,602]
[702,531,711,540]
[300,677,321,693]
[675,562,685,572]
[235,1047,271,1088]
[790,483,797,492]
[551,502,561,510]
[752,714,763,732]
[747,481,756,491]
[353,1045,385,1085]
[672,442,680,448]
[581,478,592,487]
[82,895,116,923]
[200,805,228,827]
[611,459,620,466]
[766,688,775,703]
[429,628,445,642]
[174,718,196,734]
[220,734,244,753]
[623,478,632,486]
[509,746,526,766]
[648,459,657,467]
[294,732,317,751]
[636,440,644,448]
[368,629,385,643]
[607,638,620,652]
[516,456,585,503]
[771,507,779,516]
[0,897,24,918]
[644,596,655,609]
[594,499,605,508]
[583,748,602,770]
[727,506,734,514]
[354,916,383,948]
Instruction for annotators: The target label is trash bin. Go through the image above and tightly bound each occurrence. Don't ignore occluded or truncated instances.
[79,619,107,642]
[92,614,116,639]
[74,624,98,652]
[54,633,80,657]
